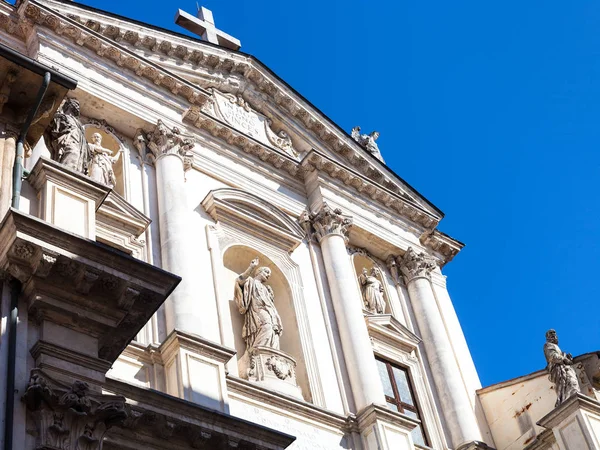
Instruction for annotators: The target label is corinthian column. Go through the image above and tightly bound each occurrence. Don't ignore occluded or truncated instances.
[399,247,482,448]
[136,121,201,335]
[309,204,386,411]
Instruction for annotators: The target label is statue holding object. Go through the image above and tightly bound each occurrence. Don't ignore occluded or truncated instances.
[359,267,386,314]
[544,329,581,407]
[234,257,283,352]
[351,126,384,163]
[45,98,88,173]
[88,133,122,188]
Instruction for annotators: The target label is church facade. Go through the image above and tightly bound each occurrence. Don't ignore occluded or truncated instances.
[0,1,598,449]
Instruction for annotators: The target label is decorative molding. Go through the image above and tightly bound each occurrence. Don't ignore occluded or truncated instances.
[23,369,128,450]
[22,1,211,106]
[21,0,445,226]
[134,119,195,171]
[308,203,352,243]
[202,188,306,252]
[398,247,438,284]
[0,208,180,362]
[202,88,298,158]
[366,314,421,353]
[105,376,296,450]
[420,229,464,266]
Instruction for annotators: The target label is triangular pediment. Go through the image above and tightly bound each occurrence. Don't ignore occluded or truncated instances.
[28,0,444,228]
[96,191,151,238]
[366,314,422,352]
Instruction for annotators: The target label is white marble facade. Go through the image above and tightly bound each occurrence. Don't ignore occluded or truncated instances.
[0,1,506,449]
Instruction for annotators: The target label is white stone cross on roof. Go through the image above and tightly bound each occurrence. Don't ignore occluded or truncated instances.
[175,5,241,51]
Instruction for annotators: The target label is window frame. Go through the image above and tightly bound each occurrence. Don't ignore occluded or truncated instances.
[376,357,429,447]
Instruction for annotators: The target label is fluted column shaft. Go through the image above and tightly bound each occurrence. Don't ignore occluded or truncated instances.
[309,205,386,412]
[399,248,482,448]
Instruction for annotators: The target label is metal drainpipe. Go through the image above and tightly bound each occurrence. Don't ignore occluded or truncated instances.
[4,71,50,450]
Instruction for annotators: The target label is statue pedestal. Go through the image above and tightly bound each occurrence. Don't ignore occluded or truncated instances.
[28,157,110,239]
[239,346,302,399]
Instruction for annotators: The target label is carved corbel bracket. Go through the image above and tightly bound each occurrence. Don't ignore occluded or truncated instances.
[23,369,128,450]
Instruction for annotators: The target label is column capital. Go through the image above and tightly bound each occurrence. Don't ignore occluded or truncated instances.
[307,203,352,243]
[134,120,195,171]
[398,247,438,284]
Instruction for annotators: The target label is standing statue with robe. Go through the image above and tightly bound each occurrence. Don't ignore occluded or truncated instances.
[88,133,122,188]
[359,267,386,314]
[544,329,581,407]
[45,98,88,173]
[235,258,283,352]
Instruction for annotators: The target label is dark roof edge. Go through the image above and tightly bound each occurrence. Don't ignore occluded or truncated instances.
[39,0,443,218]
[0,40,77,90]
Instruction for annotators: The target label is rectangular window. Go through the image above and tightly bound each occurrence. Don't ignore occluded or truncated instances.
[376,358,428,447]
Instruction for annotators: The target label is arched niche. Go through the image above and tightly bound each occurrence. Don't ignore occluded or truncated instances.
[221,244,311,402]
[83,119,128,198]
[351,249,392,315]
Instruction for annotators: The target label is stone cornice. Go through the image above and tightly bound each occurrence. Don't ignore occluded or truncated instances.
[107,376,296,449]
[227,375,348,430]
[420,228,465,265]
[159,329,236,366]
[21,0,211,107]
[537,393,600,430]
[301,150,439,230]
[26,0,444,222]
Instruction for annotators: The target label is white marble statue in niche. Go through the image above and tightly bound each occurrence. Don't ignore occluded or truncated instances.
[235,257,283,351]
[88,132,122,188]
[234,257,302,398]
[359,267,386,314]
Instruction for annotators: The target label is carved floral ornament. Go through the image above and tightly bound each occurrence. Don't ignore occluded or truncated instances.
[133,119,195,170]
[300,203,353,243]
[397,247,438,284]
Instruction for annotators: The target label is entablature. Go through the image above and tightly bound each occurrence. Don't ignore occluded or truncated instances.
[22,0,444,224]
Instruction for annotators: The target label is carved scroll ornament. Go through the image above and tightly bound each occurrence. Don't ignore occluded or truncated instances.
[202,88,298,158]
[23,369,127,450]
[306,203,353,243]
[398,247,437,283]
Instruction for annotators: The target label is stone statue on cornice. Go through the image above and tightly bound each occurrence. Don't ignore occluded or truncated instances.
[351,126,384,163]
[45,98,89,173]
[359,267,386,314]
[544,329,581,406]
[235,257,283,352]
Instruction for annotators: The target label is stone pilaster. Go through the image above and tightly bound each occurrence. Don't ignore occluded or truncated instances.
[398,247,483,448]
[308,204,386,412]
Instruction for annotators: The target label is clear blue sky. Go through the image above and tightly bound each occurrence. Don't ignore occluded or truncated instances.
[67,0,599,387]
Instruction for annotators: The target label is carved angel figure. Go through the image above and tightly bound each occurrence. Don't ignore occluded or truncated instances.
[359,267,386,314]
[544,329,581,406]
[88,133,122,188]
[45,98,89,173]
[234,258,283,352]
[351,126,384,163]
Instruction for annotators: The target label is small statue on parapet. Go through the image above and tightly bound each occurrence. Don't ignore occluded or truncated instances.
[351,126,384,163]
[544,329,581,407]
